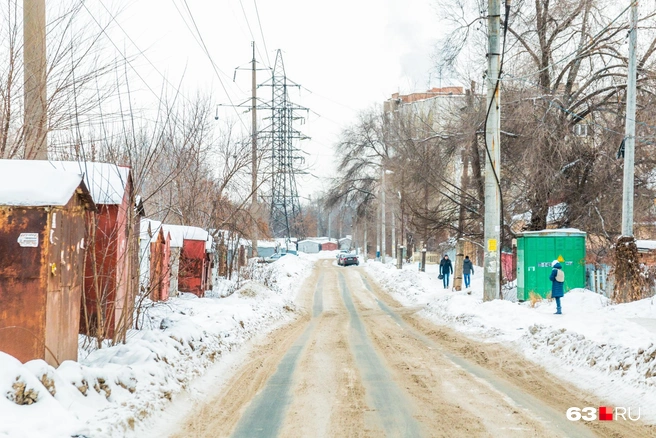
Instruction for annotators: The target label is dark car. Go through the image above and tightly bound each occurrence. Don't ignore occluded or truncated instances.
[338,253,359,267]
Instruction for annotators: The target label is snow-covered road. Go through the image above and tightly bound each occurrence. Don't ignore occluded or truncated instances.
[167,259,654,437]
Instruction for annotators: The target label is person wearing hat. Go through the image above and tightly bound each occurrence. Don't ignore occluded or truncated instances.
[439,254,453,289]
[549,259,565,314]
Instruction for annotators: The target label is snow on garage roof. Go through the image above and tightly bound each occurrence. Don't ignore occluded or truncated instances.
[0,159,89,206]
[47,161,130,205]
[636,240,656,250]
[161,224,210,249]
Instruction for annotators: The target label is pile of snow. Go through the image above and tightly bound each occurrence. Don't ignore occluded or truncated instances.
[0,255,313,437]
[365,259,656,422]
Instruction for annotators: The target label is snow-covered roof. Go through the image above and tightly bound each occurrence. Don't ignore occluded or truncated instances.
[298,239,323,245]
[636,240,656,251]
[161,224,210,249]
[519,228,586,237]
[0,160,89,206]
[48,161,130,205]
[140,218,165,243]
[256,240,279,248]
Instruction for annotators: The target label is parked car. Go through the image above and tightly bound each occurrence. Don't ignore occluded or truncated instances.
[336,249,348,259]
[264,252,286,263]
[338,253,359,267]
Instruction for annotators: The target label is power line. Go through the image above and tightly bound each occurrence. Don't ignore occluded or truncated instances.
[176,0,250,131]
[80,3,182,112]
[237,0,268,67]
[252,0,272,68]
[91,1,194,106]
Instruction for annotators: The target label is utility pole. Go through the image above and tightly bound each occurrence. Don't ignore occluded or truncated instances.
[363,222,367,261]
[250,42,259,257]
[455,83,476,291]
[381,166,386,264]
[484,0,501,301]
[622,1,638,236]
[24,0,47,160]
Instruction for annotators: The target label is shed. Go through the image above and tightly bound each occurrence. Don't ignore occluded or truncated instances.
[298,239,321,254]
[636,240,656,266]
[47,161,138,341]
[321,241,338,251]
[516,229,586,301]
[256,240,278,258]
[149,226,171,302]
[338,236,352,251]
[162,224,212,297]
[0,160,95,366]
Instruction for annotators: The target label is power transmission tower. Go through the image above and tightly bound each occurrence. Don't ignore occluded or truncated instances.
[260,50,309,241]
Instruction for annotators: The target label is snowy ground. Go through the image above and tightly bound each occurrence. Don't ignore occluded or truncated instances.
[364,258,656,423]
[0,255,314,438]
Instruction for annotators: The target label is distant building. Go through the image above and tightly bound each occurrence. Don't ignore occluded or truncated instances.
[339,236,352,251]
[321,241,338,251]
[298,239,322,254]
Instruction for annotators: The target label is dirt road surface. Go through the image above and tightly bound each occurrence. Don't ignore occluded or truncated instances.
[169,260,656,437]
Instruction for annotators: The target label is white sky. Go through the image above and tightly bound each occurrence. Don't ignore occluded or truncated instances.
[86,0,445,199]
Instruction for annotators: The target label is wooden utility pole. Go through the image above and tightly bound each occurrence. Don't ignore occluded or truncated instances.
[24,0,47,159]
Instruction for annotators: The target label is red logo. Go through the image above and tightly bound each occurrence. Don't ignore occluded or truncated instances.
[599,407,613,421]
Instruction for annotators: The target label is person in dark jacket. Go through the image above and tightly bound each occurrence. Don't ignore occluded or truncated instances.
[549,260,564,314]
[462,255,474,288]
[439,255,453,289]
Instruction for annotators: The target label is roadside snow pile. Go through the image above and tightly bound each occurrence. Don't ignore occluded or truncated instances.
[0,255,313,438]
[364,260,656,419]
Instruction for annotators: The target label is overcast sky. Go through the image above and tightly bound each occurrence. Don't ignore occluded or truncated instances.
[90,0,445,199]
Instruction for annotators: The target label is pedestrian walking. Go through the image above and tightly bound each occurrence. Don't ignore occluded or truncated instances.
[439,255,453,289]
[462,255,474,288]
[550,260,565,314]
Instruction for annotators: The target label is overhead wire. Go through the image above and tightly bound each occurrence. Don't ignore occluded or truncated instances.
[237,0,268,67]
[176,0,250,131]
[93,1,195,106]
[252,0,272,68]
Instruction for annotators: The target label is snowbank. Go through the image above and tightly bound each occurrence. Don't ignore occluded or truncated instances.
[365,259,656,422]
[0,255,313,437]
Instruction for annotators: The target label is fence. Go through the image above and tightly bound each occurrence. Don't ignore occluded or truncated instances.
[411,252,442,265]
[586,264,611,296]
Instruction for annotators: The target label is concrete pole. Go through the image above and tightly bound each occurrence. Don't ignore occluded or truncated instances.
[622,1,638,237]
[484,0,501,301]
[363,224,367,261]
[376,204,380,260]
[251,42,259,256]
[23,0,47,160]
[420,248,426,272]
[391,206,396,260]
[381,166,386,264]
[454,239,464,291]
